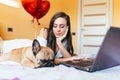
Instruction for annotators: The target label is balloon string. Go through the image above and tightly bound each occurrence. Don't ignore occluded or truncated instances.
[36,19,40,25]
[31,18,40,25]
[32,18,35,24]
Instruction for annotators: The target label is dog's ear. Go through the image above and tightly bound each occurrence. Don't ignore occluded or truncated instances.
[32,39,41,55]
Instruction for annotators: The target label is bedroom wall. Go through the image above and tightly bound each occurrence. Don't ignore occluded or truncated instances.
[112,0,120,27]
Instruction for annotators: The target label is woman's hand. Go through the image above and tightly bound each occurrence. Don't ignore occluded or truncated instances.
[54,56,86,64]
[57,27,68,44]
[67,56,86,61]
[39,28,48,39]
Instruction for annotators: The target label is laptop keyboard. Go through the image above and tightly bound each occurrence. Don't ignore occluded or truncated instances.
[65,58,95,67]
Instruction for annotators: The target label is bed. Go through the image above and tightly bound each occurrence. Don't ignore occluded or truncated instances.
[0,61,120,80]
[0,39,120,80]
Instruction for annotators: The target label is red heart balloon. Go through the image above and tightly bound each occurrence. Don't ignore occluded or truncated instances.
[22,0,50,25]
[22,0,41,18]
[36,1,50,19]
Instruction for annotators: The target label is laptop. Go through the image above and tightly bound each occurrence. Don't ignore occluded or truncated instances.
[60,27,120,72]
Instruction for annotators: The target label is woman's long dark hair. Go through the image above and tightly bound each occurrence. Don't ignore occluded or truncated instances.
[47,12,74,56]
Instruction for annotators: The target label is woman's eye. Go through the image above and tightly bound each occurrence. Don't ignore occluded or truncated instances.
[60,25,65,28]
[53,25,57,28]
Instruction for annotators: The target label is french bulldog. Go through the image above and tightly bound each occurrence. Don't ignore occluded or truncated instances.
[0,39,55,68]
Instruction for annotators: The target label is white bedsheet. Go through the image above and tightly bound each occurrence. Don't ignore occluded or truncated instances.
[0,61,120,80]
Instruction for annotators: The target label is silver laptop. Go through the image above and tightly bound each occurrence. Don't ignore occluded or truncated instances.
[60,27,120,72]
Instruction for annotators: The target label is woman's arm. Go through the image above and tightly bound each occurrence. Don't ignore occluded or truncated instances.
[54,56,85,64]
[36,28,48,47]
[56,27,71,58]
[38,28,48,39]
[55,27,86,64]
[57,42,71,58]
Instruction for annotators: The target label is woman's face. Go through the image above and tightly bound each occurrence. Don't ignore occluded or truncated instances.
[53,17,67,38]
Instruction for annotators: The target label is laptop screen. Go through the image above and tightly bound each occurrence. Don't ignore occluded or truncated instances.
[91,27,120,71]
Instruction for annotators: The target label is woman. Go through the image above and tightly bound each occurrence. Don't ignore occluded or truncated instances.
[38,12,84,64]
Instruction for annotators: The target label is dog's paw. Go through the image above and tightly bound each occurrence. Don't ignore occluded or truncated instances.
[34,66,39,69]
[33,64,41,69]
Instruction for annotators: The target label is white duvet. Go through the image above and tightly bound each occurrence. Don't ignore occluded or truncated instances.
[0,61,120,80]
